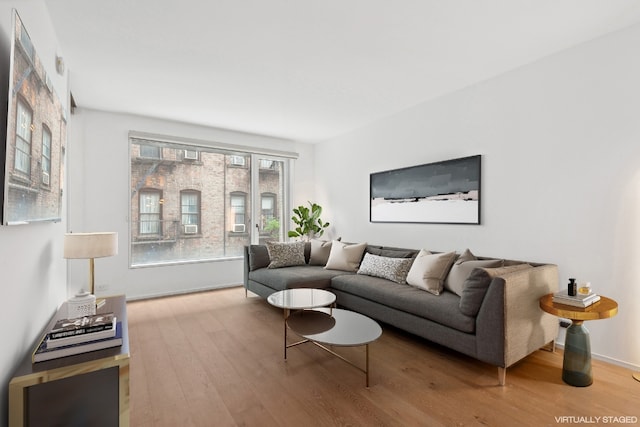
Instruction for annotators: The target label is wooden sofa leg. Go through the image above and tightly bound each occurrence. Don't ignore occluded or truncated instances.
[498,367,506,386]
[542,340,556,352]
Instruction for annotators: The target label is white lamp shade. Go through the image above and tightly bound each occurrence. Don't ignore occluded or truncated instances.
[64,232,118,259]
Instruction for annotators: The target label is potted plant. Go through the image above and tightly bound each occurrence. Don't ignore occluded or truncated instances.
[288,202,330,241]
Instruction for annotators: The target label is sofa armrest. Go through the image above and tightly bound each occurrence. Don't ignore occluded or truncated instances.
[243,245,250,290]
[476,264,559,368]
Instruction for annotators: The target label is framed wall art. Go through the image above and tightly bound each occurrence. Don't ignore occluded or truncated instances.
[2,10,66,225]
[370,155,481,225]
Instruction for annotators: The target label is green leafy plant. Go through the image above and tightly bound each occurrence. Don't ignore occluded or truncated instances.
[263,218,280,235]
[288,202,330,240]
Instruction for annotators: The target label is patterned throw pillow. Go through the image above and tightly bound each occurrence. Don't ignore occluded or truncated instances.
[357,253,414,284]
[266,241,306,269]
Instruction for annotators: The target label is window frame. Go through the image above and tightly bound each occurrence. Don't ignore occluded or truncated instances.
[129,131,297,267]
[181,190,201,234]
[138,189,162,236]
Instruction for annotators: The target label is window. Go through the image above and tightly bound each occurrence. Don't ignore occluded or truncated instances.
[140,144,161,158]
[231,192,246,228]
[230,155,246,166]
[181,191,200,233]
[261,193,276,224]
[259,159,274,169]
[184,150,198,160]
[130,135,295,266]
[19,23,35,62]
[139,190,161,235]
[42,126,51,185]
[15,98,32,174]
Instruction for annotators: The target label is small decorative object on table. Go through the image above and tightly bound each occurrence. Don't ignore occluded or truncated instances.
[67,291,97,317]
[552,284,600,308]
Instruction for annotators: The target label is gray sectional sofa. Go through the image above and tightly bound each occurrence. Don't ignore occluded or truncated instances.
[243,242,558,385]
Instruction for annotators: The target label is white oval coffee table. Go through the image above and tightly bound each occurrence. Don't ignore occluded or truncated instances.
[287,308,382,387]
[267,288,336,360]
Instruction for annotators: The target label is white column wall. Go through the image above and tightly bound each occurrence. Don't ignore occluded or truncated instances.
[0,1,69,422]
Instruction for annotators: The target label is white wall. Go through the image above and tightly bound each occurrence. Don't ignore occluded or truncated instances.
[0,1,69,422]
[67,108,314,300]
[315,24,640,369]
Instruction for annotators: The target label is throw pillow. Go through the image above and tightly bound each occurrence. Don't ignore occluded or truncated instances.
[445,257,503,296]
[459,264,532,316]
[406,250,457,295]
[308,239,333,266]
[248,245,270,271]
[357,253,414,284]
[324,241,367,272]
[265,241,306,269]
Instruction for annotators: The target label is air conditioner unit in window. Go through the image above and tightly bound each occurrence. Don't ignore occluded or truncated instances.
[42,172,50,185]
[184,150,198,160]
[233,224,246,233]
[184,224,198,234]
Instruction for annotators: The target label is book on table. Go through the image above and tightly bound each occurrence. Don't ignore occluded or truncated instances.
[552,289,600,307]
[48,312,114,340]
[33,322,123,363]
[45,317,117,349]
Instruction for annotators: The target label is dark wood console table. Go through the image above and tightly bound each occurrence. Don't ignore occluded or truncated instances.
[9,295,130,426]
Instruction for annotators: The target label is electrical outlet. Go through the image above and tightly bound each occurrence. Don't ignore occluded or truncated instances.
[96,284,109,293]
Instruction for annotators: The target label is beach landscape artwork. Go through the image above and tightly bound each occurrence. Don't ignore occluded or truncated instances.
[370,155,481,224]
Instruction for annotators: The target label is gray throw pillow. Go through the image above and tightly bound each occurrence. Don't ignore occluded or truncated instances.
[266,241,306,269]
[445,258,503,296]
[248,245,270,271]
[459,264,531,316]
[309,239,333,266]
[357,253,414,284]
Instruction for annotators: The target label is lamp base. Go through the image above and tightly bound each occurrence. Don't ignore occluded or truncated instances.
[67,291,97,318]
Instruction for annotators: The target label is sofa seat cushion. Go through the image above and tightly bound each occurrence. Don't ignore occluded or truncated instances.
[330,274,475,333]
[249,266,351,291]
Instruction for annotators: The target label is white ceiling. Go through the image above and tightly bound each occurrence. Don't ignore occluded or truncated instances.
[45,0,640,143]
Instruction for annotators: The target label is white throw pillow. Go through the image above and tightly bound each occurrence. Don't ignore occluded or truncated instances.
[406,250,457,295]
[324,241,367,272]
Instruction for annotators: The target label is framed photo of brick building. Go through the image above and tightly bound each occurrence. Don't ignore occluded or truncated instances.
[370,155,481,224]
[2,11,66,225]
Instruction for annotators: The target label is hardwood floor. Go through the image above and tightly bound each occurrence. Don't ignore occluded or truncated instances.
[127,287,639,426]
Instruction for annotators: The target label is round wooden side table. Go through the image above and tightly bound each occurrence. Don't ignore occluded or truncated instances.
[539,294,618,387]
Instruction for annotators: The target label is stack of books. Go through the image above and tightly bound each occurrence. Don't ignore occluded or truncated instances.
[552,289,600,308]
[33,312,122,362]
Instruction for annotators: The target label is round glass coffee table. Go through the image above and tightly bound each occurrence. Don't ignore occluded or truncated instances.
[287,308,382,387]
[267,288,336,360]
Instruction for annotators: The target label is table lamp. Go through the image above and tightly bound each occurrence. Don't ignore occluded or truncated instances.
[64,232,118,296]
